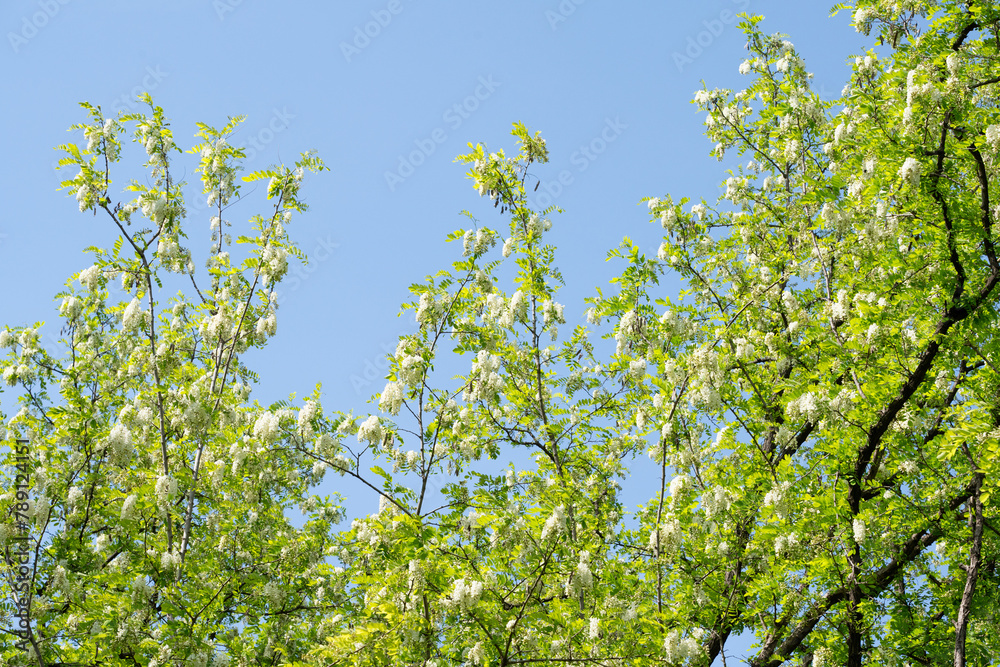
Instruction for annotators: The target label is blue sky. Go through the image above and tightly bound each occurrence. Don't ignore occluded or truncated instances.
[1,1,872,661]
[0,0,873,409]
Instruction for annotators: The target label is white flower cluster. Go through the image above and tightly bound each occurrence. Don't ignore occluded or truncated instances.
[155,475,178,509]
[298,400,318,439]
[775,50,802,74]
[261,243,288,283]
[136,118,174,162]
[254,411,280,443]
[255,309,278,340]
[502,236,515,257]
[33,496,50,525]
[263,581,284,605]
[575,550,594,591]
[693,88,722,107]
[701,486,731,519]
[141,192,170,224]
[526,213,552,238]
[510,291,533,328]
[541,504,566,541]
[85,117,118,153]
[121,494,138,522]
[813,647,832,667]
[450,577,484,611]
[93,533,110,553]
[408,559,424,592]
[156,233,190,273]
[763,481,792,520]
[122,298,147,333]
[107,422,133,465]
[541,299,565,327]
[160,549,181,571]
[899,157,921,188]
[663,629,702,664]
[75,179,96,212]
[395,341,425,388]
[616,309,647,355]
[357,415,383,446]
[463,228,496,256]
[352,518,381,546]
[669,474,692,506]
[201,138,237,207]
[415,292,445,326]
[378,381,404,415]
[468,642,486,665]
[853,6,876,33]
[471,151,503,197]
[465,350,503,403]
[653,199,679,231]
[59,296,82,322]
[852,518,867,544]
[688,345,722,411]
[733,336,756,361]
[649,517,682,555]
[986,124,1000,148]
[831,289,850,321]
[786,391,823,423]
[68,486,85,510]
[774,531,800,558]
[78,265,103,291]
[820,202,849,233]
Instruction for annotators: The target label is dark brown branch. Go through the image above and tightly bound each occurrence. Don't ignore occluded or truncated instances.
[953,472,984,667]
[751,478,978,666]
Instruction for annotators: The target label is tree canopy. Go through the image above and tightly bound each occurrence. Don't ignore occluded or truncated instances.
[3,2,1000,666]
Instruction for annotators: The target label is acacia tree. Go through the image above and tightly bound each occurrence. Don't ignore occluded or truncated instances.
[1,97,341,666]
[302,2,1000,666]
[4,1,1000,666]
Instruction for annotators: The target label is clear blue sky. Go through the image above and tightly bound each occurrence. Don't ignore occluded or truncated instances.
[1,1,871,661]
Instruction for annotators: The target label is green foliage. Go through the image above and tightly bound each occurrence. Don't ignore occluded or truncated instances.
[4,2,1000,666]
